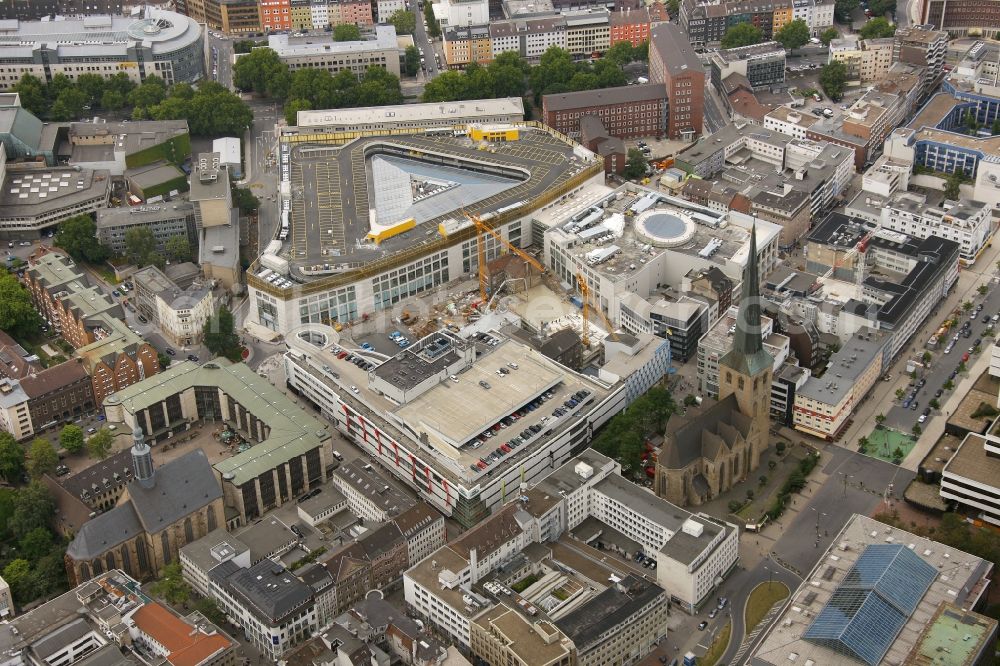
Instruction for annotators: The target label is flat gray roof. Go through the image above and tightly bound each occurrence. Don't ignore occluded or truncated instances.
[0,167,109,217]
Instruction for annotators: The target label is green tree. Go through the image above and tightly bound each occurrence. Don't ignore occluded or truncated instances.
[233,47,288,97]
[151,563,191,605]
[9,483,55,539]
[776,19,810,53]
[944,171,964,199]
[76,73,106,108]
[834,0,859,21]
[55,214,109,263]
[51,87,88,121]
[158,353,172,370]
[819,60,848,101]
[12,73,47,116]
[422,70,473,102]
[404,45,420,76]
[151,82,254,137]
[530,46,578,99]
[859,17,895,38]
[26,439,57,479]
[895,388,905,400]
[0,432,24,484]
[333,24,361,41]
[390,8,416,34]
[721,23,763,48]
[18,527,53,561]
[233,39,259,54]
[943,379,954,391]
[124,227,158,267]
[820,27,840,45]
[105,72,137,97]
[87,428,114,460]
[424,2,441,38]
[488,52,529,97]
[867,0,897,17]
[3,559,33,603]
[128,77,168,112]
[59,424,85,454]
[963,300,973,312]
[284,98,311,124]
[204,306,243,362]
[101,89,127,112]
[0,273,42,340]
[165,235,192,263]
[605,41,636,66]
[233,187,260,214]
[622,148,649,180]
[929,398,940,410]
[194,596,226,625]
[666,0,680,15]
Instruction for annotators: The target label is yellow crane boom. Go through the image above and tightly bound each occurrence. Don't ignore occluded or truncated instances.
[466,211,546,304]
[577,272,619,347]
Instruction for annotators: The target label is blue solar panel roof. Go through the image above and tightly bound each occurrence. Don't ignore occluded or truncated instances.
[803,544,938,665]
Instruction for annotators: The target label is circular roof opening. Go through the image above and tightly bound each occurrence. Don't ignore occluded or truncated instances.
[127,18,172,39]
[634,209,697,248]
[297,329,328,348]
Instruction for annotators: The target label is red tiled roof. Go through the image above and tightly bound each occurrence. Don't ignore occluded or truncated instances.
[131,603,231,666]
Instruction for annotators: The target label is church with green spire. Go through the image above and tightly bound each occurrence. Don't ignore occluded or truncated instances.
[655,225,773,507]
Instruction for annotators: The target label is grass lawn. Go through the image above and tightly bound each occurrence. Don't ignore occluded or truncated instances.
[745,582,790,634]
[865,428,916,464]
[701,621,731,666]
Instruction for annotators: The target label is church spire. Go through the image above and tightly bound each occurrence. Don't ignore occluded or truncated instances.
[131,425,155,489]
[733,224,764,357]
[719,224,772,378]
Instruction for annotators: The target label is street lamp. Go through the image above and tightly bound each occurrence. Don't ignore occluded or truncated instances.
[764,565,773,586]
[839,472,853,497]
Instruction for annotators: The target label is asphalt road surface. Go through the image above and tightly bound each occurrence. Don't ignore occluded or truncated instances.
[206,31,235,90]
[718,445,915,664]
[412,1,441,78]
[884,280,1000,433]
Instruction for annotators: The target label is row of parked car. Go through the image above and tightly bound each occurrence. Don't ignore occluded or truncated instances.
[468,389,592,474]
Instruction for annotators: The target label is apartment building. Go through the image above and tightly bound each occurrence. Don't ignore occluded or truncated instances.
[710,41,786,90]
[220,0,264,34]
[565,9,611,56]
[439,0,490,27]
[444,25,494,66]
[210,559,318,659]
[132,266,216,347]
[828,37,894,85]
[260,0,292,31]
[893,24,948,94]
[649,23,705,139]
[333,459,416,522]
[488,16,567,62]
[609,6,653,46]
[264,26,400,78]
[793,327,889,440]
[681,0,798,47]
[877,193,993,265]
[0,378,33,440]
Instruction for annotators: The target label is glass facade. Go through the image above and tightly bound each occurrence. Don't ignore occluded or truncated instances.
[372,252,448,310]
[803,544,937,665]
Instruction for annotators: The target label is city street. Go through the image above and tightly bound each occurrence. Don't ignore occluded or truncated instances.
[206,31,235,90]
[834,240,1000,456]
[412,1,442,78]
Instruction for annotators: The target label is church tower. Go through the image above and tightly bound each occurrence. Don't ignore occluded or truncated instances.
[718,225,773,473]
[131,425,155,489]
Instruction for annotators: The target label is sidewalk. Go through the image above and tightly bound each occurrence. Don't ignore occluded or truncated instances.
[901,343,993,470]
[828,243,1000,459]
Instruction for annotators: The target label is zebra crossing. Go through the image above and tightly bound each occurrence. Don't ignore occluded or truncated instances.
[728,601,786,665]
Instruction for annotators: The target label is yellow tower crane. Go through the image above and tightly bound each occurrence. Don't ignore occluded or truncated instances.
[576,272,619,347]
[466,211,546,305]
